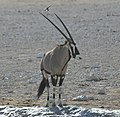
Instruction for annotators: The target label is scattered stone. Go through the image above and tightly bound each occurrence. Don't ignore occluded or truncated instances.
[86,73,102,81]
[27,59,33,62]
[72,95,94,101]
[36,52,44,59]
[8,91,14,94]
[98,88,106,95]
[2,76,9,80]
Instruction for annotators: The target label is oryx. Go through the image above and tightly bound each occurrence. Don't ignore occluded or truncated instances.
[37,13,81,107]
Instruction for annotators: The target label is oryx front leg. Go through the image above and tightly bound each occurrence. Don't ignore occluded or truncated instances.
[51,76,58,106]
[58,76,64,107]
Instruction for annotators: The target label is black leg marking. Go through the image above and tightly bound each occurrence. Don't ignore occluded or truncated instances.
[51,76,58,106]
[51,76,58,86]
[59,93,61,99]
[44,78,50,107]
[58,76,64,107]
[46,87,50,107]
[59,76,64,86]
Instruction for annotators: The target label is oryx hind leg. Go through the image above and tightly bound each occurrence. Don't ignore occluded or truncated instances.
[42,71,50,107]
[45,79,50,107]
[58,75,65,107]
[51,75,58,106]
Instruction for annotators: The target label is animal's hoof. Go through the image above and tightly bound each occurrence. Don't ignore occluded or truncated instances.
[35,96,39,100]
[58,103,63,107]
[79,57,82,59]
[45,103,49,107]
[52,102,56,107]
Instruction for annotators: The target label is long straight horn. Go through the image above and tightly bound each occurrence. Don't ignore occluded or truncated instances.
[55,13,75,45]
[40,12,69,42]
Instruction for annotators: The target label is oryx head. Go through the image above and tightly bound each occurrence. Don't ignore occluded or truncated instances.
[40,12,81,59]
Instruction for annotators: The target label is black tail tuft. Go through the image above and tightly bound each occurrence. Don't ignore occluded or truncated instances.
[37,79,46,99]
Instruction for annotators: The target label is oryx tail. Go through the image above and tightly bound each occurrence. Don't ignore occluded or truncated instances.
[37,78,45,99]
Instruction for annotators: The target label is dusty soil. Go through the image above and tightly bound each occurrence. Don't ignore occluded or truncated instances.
[0,0,120,109]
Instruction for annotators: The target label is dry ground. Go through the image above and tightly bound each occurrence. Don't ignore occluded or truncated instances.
[0,0,120,109]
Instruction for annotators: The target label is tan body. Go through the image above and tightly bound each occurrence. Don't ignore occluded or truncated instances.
[41,43,70,76]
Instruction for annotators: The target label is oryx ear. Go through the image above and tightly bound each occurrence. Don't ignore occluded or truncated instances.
[75,46,80,55]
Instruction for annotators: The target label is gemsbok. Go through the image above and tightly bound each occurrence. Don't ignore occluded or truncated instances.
[37,13,81,107]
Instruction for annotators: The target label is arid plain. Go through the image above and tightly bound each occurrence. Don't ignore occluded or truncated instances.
[0,0,120,109]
